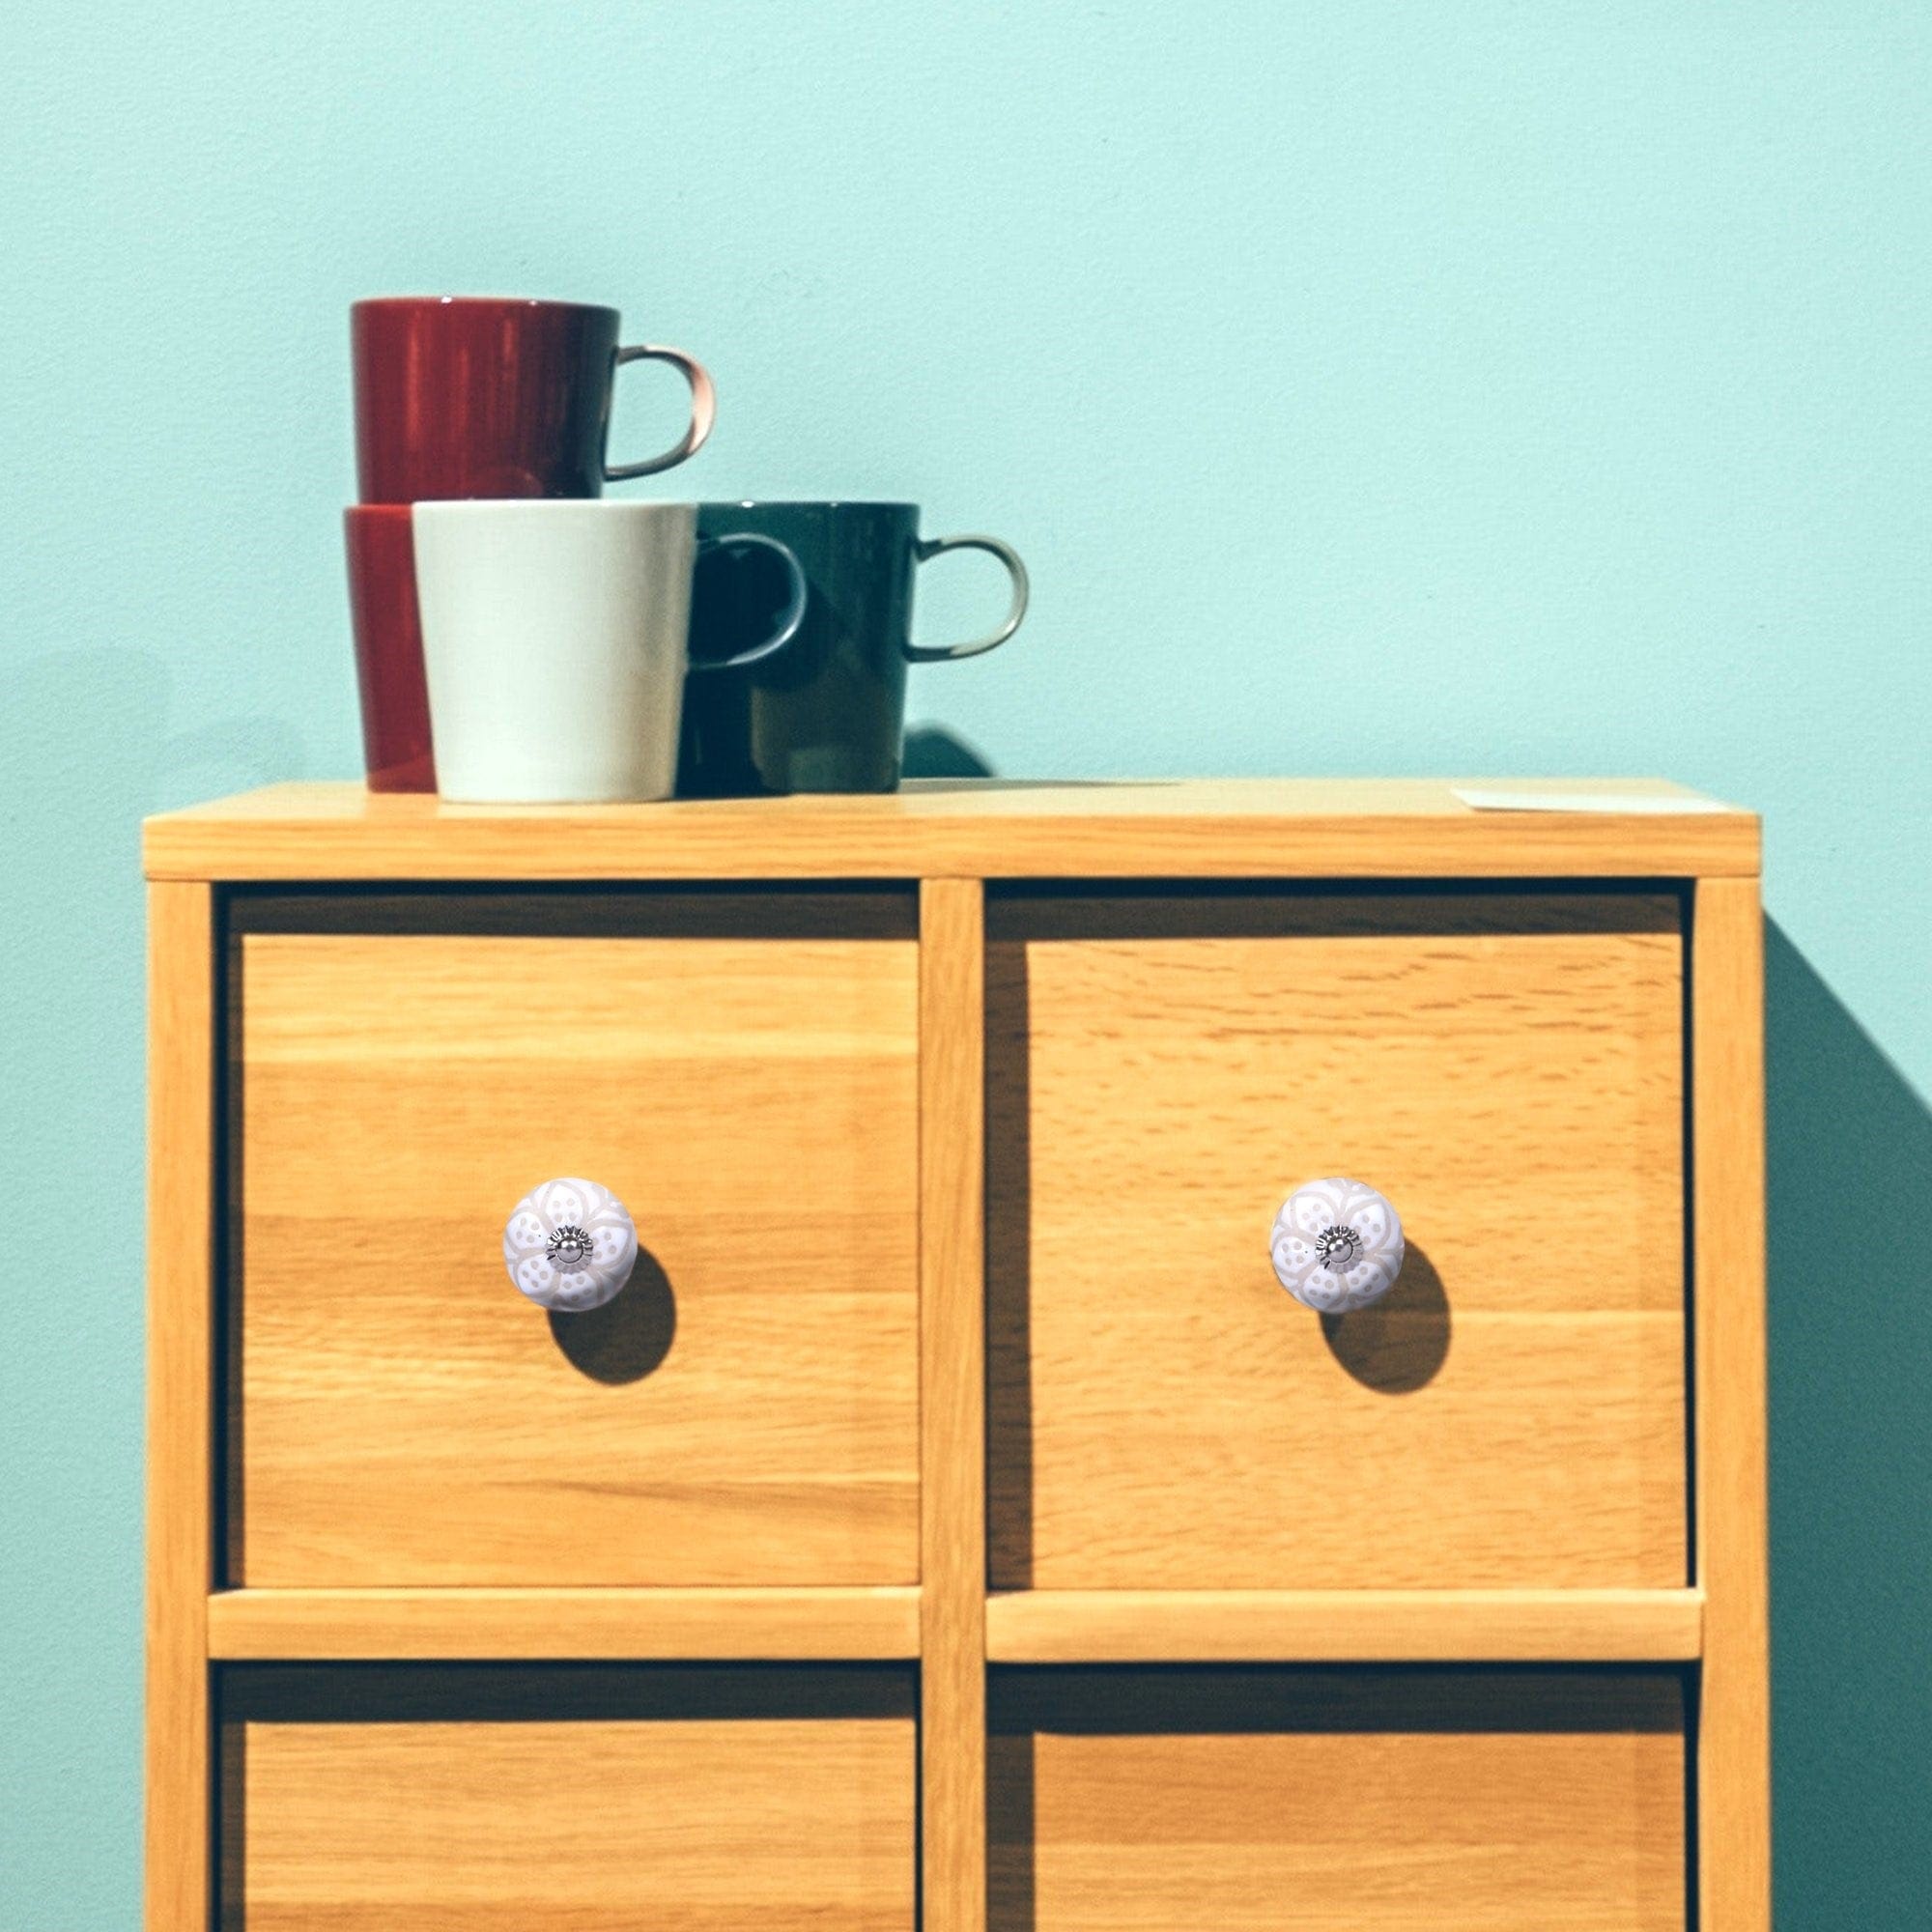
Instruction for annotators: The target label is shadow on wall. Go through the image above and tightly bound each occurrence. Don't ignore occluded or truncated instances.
[902,724,995,780]
[0,650,304,1921]
[1766,920,1932,1924]
[0,649,305,892]
[0,648,303,1170]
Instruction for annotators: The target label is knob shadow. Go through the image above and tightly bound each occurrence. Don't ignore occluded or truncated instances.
[547,1247,677,1384]
[1319,1243,1451,1394]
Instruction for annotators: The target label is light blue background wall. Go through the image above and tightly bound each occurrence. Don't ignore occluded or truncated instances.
[4,3,1927,1920]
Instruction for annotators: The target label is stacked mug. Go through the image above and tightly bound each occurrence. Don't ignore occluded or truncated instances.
[345,295,1030,802]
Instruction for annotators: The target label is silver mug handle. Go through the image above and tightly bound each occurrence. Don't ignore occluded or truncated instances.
[902,533,1030,662]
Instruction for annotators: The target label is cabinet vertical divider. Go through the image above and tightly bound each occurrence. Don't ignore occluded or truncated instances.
[147,881,215,1932]
[919,878,989,1932]
[1691,877,1772,1928]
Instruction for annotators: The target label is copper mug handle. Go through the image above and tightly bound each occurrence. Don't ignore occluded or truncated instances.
[606,346,718,481]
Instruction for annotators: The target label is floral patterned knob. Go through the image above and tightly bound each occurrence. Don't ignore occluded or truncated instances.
[1270,1178,1406,1314]
[502,1178,639,1314]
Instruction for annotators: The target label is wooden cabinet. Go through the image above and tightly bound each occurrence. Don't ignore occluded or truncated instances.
[147,781,1767,1931]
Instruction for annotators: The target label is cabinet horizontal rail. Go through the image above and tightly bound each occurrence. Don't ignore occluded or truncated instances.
[985,1589,1705,1663]
[209,1587,923,1661]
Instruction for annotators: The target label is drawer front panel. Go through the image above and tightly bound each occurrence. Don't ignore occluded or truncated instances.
[222,1665,917,1932]
[233,894,920,1586]
[989,1667,1687,1931]
[989,892,1687,1590]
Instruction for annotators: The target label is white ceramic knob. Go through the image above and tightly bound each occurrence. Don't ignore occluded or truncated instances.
[1270,1178,1406,1314]
[502,1178,639,1314]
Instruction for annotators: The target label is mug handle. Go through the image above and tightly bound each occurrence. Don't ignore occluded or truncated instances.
[605,345,718,481]
[687,532,809,673]
[902,534,1030,662]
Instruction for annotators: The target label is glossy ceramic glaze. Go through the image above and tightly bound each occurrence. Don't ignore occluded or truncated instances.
[680,501,1027,794]
[1269,1177,1407,1313]
[502,1177,640,1314]
[352,297,713,500]
[342,505,434,792]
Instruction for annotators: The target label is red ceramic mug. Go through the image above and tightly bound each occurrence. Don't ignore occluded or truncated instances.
[344,505,434,791]
[352,297,716,501]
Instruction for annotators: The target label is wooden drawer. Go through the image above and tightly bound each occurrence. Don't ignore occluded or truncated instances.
[229,892,920,1586]
[988,890,1688,1591]
[990,1667,1687,1931]
[220,1665,917,1931]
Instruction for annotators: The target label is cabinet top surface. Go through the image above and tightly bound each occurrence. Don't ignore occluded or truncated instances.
[142,778,1757,882]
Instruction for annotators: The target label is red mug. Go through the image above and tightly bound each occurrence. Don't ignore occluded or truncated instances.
[352,297,715,501]
[345,505,434,791]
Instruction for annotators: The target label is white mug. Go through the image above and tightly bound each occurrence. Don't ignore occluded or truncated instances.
[412,500,805,803]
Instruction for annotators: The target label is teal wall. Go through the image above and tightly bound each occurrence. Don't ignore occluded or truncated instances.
[4,4,1927,1919]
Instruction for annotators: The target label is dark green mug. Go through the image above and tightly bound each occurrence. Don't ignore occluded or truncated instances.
[678,500,1028,794]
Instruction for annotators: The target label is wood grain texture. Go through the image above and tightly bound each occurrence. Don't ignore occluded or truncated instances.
[1692,876,1772,1931]
[985,1588,1704,1662]
[989,893,1689,1590]
[225,1669,916,1931]
[989,1669,1687,1931]
[143,779,1759,882]
[919,879,989,1932]
[234,906,920,1586]
[147,881,213,1932]
[209,1586,922,1660]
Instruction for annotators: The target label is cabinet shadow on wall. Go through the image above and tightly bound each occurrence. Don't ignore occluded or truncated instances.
[1765,920,1932,1924]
